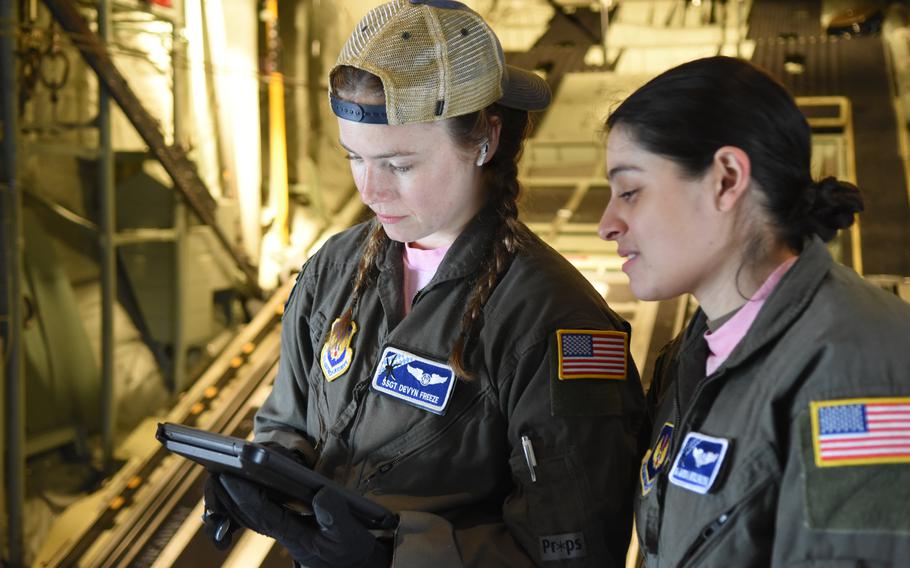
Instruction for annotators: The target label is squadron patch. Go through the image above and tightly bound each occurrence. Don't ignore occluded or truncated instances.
[811,397,910,467]
[668,432,730,495]
[320,318,357,381]
[556,329,627,380]
[371,346,455,415]
[641,422,674,496]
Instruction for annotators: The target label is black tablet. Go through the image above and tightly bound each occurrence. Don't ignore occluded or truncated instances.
[156,422,398,530]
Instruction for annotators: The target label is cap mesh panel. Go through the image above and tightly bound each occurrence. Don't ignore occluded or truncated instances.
[438,10,501,119]
[335,0,512,124]
[376,9,442,122]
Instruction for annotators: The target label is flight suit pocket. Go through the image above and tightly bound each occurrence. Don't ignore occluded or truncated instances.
[800,406,910,534]
[507,447,602,565]
[357,385,490,494]
[519,451,587,530]
[671,442,781,568]
[548,336,626,418]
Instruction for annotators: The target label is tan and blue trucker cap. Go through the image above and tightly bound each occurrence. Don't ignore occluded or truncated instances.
[330,0,551,125]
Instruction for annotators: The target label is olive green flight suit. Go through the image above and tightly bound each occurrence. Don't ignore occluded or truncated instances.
[637,238,910,566]
[256,208,647,567]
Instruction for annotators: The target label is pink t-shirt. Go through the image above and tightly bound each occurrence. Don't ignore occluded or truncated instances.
[402,242,450,315]
[704,256,798,375]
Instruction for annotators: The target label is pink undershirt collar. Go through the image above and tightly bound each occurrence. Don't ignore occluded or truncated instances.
[402,242,450,315]
[704,256,798,375]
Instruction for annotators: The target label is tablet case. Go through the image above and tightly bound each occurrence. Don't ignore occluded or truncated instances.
[156,422,398,530]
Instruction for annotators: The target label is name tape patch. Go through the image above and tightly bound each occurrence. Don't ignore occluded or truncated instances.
[641,422,674,496]
[371,346,455,415]
[668,432,730,495]
[539,532,586,562]
[811,397,910,467]
[556,329,627,380]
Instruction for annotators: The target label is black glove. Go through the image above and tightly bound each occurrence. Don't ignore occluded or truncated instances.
[201,441,309,551]
[214,473,392,568]
[202,474,242,550]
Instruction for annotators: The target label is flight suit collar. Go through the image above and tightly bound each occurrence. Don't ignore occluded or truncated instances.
[377,238,406,331]
[693,236,834,376]
[377,204,497,285]
[371,205,497,332]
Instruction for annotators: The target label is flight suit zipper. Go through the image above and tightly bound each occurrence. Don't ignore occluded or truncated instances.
[410,288,425,310]
[677,511,731,567]
[664,342,774,568]
[676,474,775,567]
[314,379,328,452]
[666,365,725,481]
[650,350,724,554]
[361,457,402,487]
[654,363,698,527]
[342,379,373,478]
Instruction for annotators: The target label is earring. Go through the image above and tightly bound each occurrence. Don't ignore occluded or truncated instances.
[476,140,489,166]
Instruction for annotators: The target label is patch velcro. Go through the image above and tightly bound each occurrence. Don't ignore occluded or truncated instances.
[801,409,910,533]
[539,532,586,562]
[556,329,627,380]
[810,397,910,467]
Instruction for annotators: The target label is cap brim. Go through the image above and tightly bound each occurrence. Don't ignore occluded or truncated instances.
[499,65,551,112]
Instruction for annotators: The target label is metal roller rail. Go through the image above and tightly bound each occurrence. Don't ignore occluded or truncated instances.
[35,280,295,567]
[88,342,280,567]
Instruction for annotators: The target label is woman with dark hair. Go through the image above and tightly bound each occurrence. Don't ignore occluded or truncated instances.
[202,1,646,566]
[599,55,910,565]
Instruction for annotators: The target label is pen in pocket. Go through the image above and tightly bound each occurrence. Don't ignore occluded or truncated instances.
[521,435,538,483]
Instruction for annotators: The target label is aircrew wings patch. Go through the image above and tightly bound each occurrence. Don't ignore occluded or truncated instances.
[556,329,628,380]
[811,397,910,467]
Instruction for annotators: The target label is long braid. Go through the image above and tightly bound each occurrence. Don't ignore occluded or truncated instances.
[449,105,530,379]
[327,221,387,348]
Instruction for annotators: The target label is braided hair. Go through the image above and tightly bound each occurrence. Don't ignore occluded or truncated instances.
[329,65,530,379]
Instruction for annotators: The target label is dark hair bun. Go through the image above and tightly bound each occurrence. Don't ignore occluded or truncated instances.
[803,176,864,243]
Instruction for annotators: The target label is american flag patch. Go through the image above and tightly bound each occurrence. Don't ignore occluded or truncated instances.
[556,329,627,380]
[811,398,910,467]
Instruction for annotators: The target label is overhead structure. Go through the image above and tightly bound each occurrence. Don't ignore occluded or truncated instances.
[41,0,262,297]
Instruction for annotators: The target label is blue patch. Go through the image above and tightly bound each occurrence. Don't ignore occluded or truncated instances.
[640,422,674,496]
[668,432,730,494]
[370,347,455,415]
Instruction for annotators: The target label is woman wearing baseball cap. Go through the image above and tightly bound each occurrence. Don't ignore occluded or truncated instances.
[600,56,910,565]
[204,1,646,566]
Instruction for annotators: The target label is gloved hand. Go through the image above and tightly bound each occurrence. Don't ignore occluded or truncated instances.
[202,442,308,550]
[201,441,310,551]
[213,473,392,568]
[202,474,241,550]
